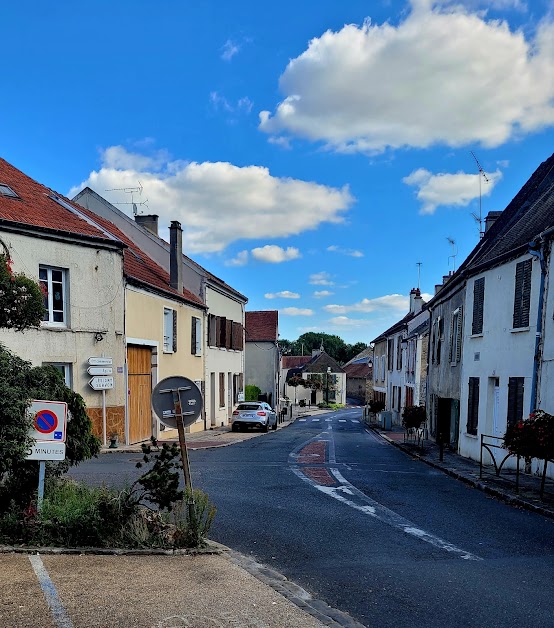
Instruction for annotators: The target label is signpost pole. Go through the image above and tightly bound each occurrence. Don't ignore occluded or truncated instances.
[37,461,46,512]
[102,389,107,447]
[173,390,196,527]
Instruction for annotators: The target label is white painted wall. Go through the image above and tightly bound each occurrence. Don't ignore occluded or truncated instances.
[0,230,126,410]
[459,254,540,466]
[539,244,554,415]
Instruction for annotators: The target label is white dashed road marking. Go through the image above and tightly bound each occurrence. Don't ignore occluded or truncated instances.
[29,554,74,628]
[338,419,346,423]
[312,418,320,422]
[298,419,307,422]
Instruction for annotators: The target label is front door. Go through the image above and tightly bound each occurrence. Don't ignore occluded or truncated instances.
[127,345,152,444]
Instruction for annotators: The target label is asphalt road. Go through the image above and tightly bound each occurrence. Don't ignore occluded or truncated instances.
[71,407,554,627]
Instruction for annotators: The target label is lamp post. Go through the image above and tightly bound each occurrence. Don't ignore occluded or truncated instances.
[325,367,331,404]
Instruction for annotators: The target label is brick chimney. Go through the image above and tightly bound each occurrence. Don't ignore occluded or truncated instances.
[409,288,422,314]
[135,214,159,236]
[169,221,183,293]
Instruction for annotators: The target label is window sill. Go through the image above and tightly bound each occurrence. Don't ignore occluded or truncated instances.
[162,349,174,355]
[469,334,483,339]
[40,323,69,331]
[464,432,478,439]
[510,327,530,333]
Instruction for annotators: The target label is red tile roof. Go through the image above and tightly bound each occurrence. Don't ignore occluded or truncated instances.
[245,310,278,342]
[0,159,118,243]
[78,208,204,308]
[282,355,312,369]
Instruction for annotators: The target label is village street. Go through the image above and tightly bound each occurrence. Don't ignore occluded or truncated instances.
[67,409,554,628]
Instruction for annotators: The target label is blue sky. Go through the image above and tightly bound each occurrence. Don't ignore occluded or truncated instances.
[2,0,553,344]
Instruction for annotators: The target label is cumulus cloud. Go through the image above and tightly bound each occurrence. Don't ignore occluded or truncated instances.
[210,92,253,116]
[403,168,503,215]
[329,316,369,327]
[327,245,364,257]
[281,307,314,316]
[323,293,433,315]
[221,39,240,61]
[309,272,334,286]
[251,245,301,263]
[224,250,249,267]
[259,2,554,152]
[69,147,353,254]
[265,291,300,299]
[313,290,334,298]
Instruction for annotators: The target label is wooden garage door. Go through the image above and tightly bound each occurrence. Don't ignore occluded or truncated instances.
[128,345,152,444]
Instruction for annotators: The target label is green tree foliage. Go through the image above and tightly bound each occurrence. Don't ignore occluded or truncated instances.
[280,332,367,365]
[245,384,261,401]
[0,253,44,331]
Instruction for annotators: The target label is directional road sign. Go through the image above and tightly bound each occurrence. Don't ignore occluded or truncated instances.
[88,357,113,366]
[89,376,114,390]
[152,376,203,429]
[29,400,67,442]
[87,366,113,376]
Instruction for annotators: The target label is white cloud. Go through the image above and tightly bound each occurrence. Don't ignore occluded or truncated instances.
[210,92,253,116]
[69,147,353,254]
[224,250,249,267]
[251,245,301,263]
[268,136,292,149]
[403,167,502,215]
[329,316,369,327]
[309,272,334,286]
[313,290,334,298]
[265,291,300,299]
[259,2,554,152]
[323,293,422,315]
[221,39,240,61]
[281,307,314,316]
[327,245,364,257]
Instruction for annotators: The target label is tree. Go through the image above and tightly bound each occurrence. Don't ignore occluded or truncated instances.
[0,253,44,331]
[279,332,367,365]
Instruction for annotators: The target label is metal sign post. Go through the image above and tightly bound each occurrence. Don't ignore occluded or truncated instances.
[151,376,204,525]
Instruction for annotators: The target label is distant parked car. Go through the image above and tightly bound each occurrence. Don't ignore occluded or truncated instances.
[231,402,277,432]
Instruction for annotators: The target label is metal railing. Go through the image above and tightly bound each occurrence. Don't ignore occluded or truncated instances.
[479,433,520,492]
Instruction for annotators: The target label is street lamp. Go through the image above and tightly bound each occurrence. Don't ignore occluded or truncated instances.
[325,367,331,404]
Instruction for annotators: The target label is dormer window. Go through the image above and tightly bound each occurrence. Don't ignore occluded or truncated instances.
[0,183,19,198]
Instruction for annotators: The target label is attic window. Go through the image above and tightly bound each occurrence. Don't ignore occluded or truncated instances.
[0,184,19,198]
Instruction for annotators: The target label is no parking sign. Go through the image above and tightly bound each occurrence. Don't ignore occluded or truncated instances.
[28,400,67,442]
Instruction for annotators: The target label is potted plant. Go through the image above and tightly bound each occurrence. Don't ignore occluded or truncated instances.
[109,432,119,449]
[402,405,426,430]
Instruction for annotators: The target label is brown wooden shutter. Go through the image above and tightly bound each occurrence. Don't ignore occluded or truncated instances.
[219,372,225,407]
[172,310,178,353]
[513,259,532,328]
[208,314,216,346]
[507,377,525,426]
[472,278,485,335]
[225,319,232,349]
[467,377,479,435]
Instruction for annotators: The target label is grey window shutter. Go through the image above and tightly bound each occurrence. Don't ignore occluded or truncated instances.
[172,310,178,353]
[507,377,525,426]
[456,306,463,362]
[449,313,455,363]
[472,278,485,335]
[513,259,532,328]
[191,317,196,355]
[467,377,479,435]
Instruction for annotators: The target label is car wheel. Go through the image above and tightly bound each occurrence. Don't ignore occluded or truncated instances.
[262,422,269,432]
[272,422,277,430]
[231,424,238,432]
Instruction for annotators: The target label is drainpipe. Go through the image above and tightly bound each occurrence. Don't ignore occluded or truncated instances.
[528,226,554,413]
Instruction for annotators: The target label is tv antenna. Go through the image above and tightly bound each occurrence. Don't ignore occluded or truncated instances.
[416,262,422,290]
[105,181,149,216]
[446,237,458,272]
[470,152,489,239]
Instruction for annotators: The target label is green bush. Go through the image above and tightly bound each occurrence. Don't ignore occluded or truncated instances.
[245,384,261,401]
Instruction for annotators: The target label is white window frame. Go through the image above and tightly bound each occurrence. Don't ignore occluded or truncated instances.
[39,265,67,327]
[163,307,174,353]
[43,362,72,388]
[192,316,202,356]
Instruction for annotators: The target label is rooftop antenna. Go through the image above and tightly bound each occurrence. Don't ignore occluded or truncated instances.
[105,181,149,216]
[416,262,422,290]
[446,237,458,272]
[470,152,489,239]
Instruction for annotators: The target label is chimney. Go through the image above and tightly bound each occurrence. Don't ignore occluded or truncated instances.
[435,284,443,295]
[409,288,422,314]
[169,221,183,293]
[484,211,502,233]
[135,214,159,236]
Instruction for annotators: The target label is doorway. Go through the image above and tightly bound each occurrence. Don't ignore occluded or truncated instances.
[127,345,153,444]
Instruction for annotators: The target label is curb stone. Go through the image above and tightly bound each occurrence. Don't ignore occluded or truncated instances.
[374,429,554,521]
[228,549,366,628]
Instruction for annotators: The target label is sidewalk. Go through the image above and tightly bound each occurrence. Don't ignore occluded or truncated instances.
[368,422,554,519]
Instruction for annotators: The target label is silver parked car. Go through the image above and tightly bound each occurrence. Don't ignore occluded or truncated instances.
[231,402,278,432]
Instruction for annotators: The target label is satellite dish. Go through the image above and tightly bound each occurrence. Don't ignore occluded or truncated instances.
[151,376,203,429]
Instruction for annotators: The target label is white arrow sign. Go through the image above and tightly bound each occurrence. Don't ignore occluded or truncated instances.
[89,376,114,390]
[88,357,113,366]
[87,366,113,376]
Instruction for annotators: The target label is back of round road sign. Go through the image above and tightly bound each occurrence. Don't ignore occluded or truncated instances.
[151,376,203,429]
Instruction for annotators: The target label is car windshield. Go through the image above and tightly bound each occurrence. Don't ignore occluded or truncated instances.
[237,404,261,411]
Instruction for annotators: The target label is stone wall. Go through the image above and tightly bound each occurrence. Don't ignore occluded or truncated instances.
[87,406,126,442]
